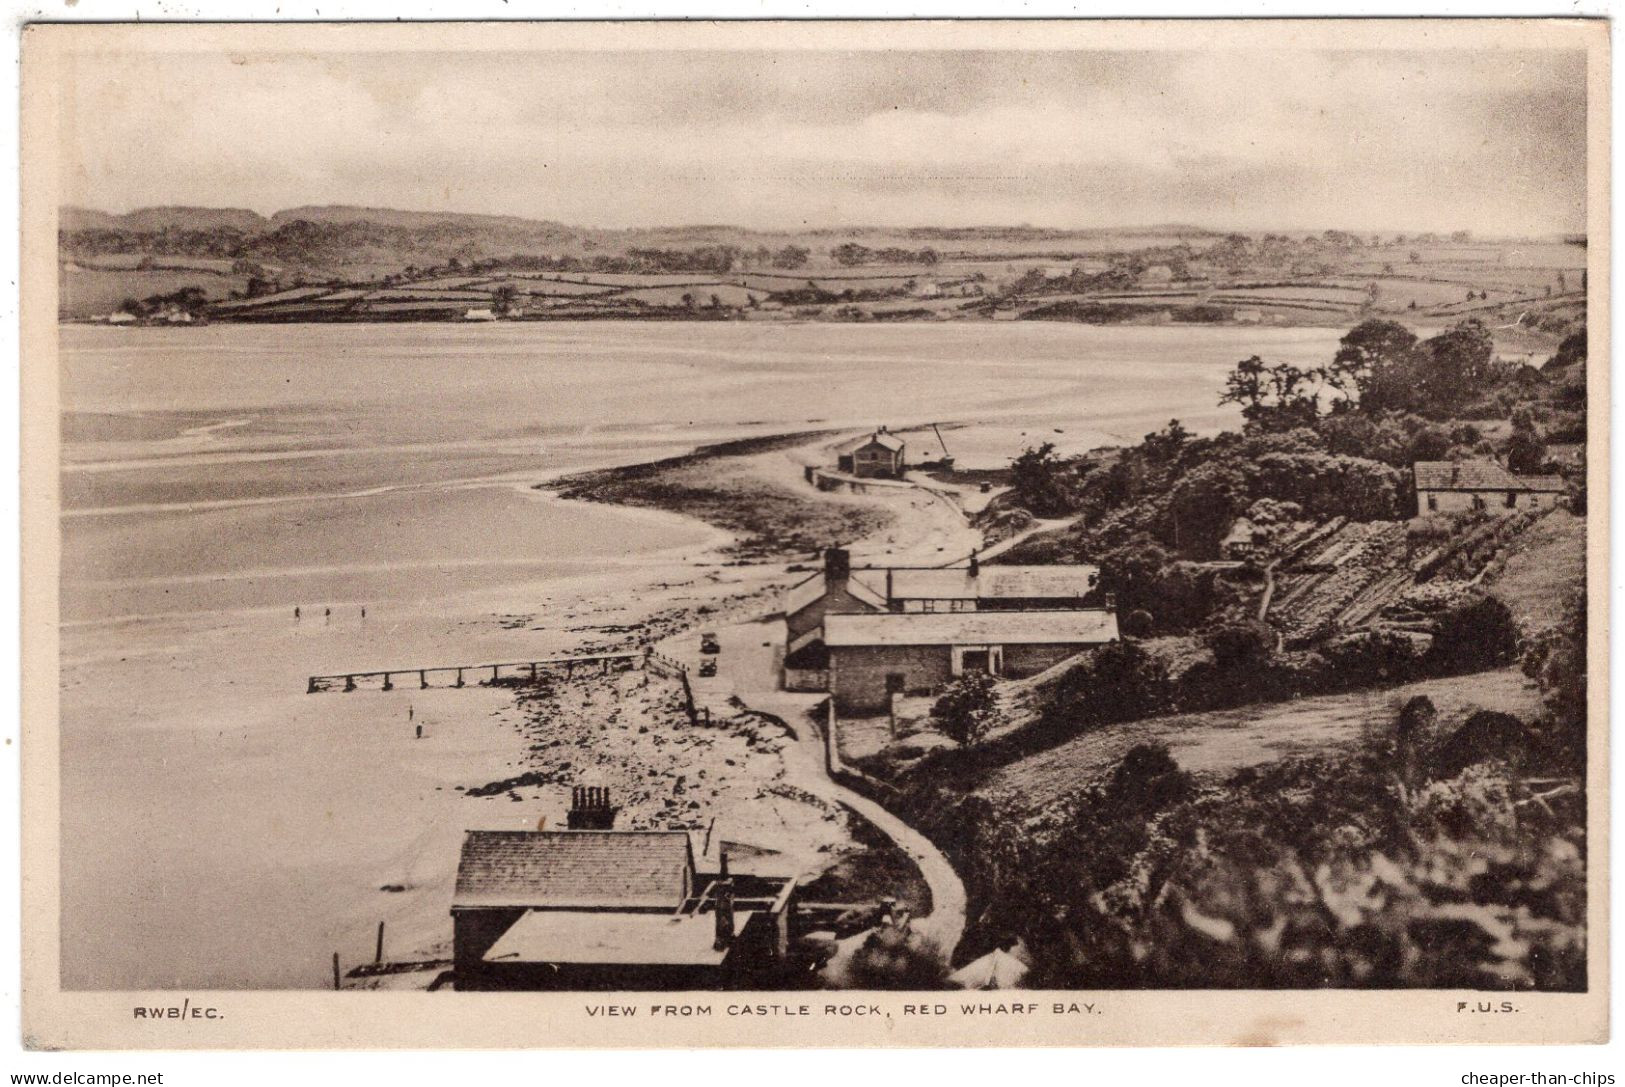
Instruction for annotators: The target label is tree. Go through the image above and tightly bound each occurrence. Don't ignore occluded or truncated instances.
[1141,419,1191,465]
[1327,319,1419,411]
[931,672,998,746]
[1506,410,1547,474]
[491,283,520,315]
[1009,442,1075,517]
[1219,356,1321,432]
[772,245,810,269]
[1413,320,1498,416]
[831,242,870,267]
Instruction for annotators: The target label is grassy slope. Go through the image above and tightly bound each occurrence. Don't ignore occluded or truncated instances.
[977,667,1543,815]
[1486,509,1586,635]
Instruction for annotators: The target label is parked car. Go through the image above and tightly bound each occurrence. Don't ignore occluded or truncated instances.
[698,659,718,678]
[700,631,720,654]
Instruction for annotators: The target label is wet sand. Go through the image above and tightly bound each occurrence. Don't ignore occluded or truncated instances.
[57,320,1347,989]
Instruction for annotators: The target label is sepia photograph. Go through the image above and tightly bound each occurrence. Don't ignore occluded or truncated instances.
[16,16,1609,1049]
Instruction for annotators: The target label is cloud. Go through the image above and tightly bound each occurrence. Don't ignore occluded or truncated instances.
[57,46,1588,234]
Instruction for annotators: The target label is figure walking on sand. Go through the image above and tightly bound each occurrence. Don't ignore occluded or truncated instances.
[294,606,300,622]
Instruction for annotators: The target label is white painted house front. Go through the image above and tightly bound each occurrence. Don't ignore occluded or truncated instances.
[1413,460,1565,517]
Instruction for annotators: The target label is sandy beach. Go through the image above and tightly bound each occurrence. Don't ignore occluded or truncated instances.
[57,320,1346,989]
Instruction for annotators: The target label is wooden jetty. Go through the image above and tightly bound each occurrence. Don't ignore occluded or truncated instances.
[306,650,646,694]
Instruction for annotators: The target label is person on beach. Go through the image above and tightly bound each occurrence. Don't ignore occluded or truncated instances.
[294,606,300,621]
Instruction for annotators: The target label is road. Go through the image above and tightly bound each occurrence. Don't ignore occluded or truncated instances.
[663,617,968,962]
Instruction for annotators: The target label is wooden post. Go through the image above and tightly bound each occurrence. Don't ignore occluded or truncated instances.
[419,669,428,689]
[307,677,319,694]
[529,662,538,681]
[375,921,385,965]
[344,675,356,693]
[382,673,393,691]
[332,952,341,991]
[455,668,464,688]
[491,665,500,683]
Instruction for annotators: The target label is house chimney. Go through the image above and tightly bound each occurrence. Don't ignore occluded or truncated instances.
[824,548,850,589]
[567,785,618,829]
[968,550,980,578]
[712,878,735,951]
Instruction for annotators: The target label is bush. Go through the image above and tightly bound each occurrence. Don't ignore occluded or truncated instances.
[1425,593,1520,675]
[1206,620,1273,671]
[844,927,950,989]
[931,672,998,747]
[1120,609,1154,639]
[1042,641,1171,735]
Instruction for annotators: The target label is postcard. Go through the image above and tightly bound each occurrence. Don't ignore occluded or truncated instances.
[19,17,1609,1047]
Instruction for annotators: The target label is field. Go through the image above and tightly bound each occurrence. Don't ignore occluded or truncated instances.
[60,226,1589,341]
[59,265,248,318]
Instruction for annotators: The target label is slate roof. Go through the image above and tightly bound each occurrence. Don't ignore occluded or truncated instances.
[1413,460,1565,493]
[835,431,905,454]
[825,609,1118,647]
[851,564,1098,602]
[454,830,694,910]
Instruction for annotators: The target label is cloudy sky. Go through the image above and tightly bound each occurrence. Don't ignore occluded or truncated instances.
[57,46,1587,234]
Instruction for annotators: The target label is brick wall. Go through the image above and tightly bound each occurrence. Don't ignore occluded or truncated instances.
[829,643,953,712]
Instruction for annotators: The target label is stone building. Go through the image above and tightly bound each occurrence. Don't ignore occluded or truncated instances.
[451,791,796,991]
[782,549,1117,711]
[824,608,1120,712]
[1413,460,1565,516]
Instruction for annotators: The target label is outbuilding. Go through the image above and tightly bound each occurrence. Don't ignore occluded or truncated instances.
[835,429,906,479]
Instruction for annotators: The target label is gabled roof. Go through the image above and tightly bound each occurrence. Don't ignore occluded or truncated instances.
[1413,460,1565,493]
[825,609,1118,647]
[851,564,1098,602]
[835,430,905,454]
[454,830,693,910]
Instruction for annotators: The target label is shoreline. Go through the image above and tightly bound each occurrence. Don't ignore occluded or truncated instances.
[545,428,902,561]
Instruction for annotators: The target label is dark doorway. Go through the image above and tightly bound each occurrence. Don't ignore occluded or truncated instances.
[961,650,991,674]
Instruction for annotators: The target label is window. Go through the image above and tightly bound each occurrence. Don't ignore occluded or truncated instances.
[1427,494,1438,512]
[1505,492,1518,509]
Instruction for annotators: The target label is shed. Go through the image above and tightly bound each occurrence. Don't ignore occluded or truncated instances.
[835,429,906,479]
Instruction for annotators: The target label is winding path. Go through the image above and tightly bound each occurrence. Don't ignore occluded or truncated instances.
[669,617,968,962]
